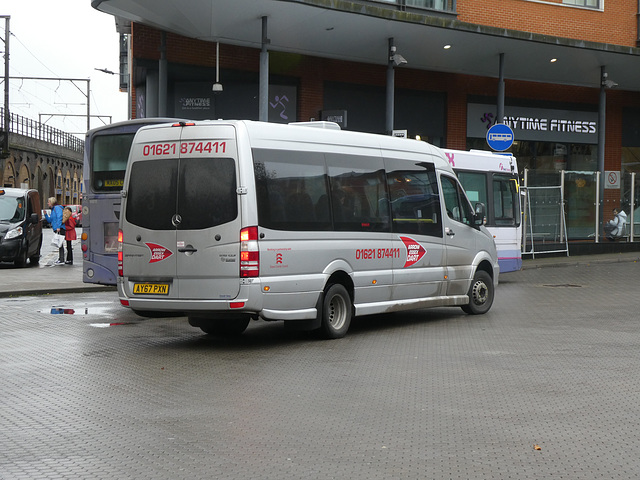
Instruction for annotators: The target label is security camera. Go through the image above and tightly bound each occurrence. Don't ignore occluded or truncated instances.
[391,53,407,67]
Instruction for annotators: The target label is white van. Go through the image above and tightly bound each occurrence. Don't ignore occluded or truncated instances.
[117,120,499,338]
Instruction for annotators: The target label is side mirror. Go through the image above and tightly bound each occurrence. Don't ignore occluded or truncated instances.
[474,202,486,226]
[29,213,39,224]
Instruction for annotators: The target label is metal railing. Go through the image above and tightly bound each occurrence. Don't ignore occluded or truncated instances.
[1,107,84,154]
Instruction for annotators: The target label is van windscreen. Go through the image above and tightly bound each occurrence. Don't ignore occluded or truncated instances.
[0,195,26,223]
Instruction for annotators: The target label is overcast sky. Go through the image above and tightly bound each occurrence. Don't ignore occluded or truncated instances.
[2,0,129,136]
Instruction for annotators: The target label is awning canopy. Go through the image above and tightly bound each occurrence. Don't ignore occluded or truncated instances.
[93,0,640,92]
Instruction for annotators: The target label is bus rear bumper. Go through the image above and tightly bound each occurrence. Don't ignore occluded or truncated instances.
[83,259,117,285]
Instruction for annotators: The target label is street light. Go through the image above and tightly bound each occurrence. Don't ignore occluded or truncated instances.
[95,68,116,75]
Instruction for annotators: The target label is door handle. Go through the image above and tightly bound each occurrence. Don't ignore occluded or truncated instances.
[178,246,198,253]
[445,227,455,237]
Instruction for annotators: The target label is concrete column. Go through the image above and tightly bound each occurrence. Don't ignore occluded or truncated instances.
[386,38,395,135]
[598,66,607,224]
[259,17,270,122]
[159,32,168,117]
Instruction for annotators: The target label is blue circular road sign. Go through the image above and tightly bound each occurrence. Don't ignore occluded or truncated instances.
[486,123,514,151]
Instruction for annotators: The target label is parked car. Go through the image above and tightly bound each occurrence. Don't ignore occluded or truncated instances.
[0,188,43,267]
[65,204,82,227]
[41,209,51,227]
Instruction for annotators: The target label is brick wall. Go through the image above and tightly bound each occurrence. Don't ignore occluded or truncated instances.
[458,0,638,47]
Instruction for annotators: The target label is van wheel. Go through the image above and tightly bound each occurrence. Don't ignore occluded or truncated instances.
[318,284,352,339]
[14,246,28,268]
[193,317,250,336]
[461,270,494,315]
[29,239,41,266]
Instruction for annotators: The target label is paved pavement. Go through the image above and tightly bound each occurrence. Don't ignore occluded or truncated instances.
[0,237,115,297]
[1,239,639,297]
[3,254,640,479]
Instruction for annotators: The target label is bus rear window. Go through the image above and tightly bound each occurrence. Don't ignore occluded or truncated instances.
[91,133,136,191]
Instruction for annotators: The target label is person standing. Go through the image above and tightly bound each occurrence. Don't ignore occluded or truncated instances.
[62,206,76,265]
[45,197,65,265]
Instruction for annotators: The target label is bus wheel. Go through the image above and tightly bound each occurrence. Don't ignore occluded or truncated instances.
[194,317,250,336]
[462,270,494,315]
[319,284,352,339]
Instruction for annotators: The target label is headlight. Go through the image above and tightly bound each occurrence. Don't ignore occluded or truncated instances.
[5,226,23,240]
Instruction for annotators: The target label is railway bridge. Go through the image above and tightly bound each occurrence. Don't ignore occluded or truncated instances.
[1,108,84,209]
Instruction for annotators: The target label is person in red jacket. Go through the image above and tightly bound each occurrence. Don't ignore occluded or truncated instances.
[62,206,77,265]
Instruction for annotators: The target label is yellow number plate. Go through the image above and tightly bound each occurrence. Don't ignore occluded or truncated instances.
[133,283,169,295]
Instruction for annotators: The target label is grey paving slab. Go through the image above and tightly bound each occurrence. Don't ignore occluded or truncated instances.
[1,259,640,478]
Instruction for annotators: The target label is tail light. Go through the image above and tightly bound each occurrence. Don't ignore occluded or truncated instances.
[240,226,259,278]
[117,229,123,277]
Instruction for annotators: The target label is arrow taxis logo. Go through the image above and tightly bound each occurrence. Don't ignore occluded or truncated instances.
[145,243,174,263]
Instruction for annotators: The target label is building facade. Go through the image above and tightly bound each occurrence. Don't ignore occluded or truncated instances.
[95,0,640,240]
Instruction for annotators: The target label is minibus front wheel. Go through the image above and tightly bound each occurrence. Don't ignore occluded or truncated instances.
[462,270,494,315]
[319,283,352,339]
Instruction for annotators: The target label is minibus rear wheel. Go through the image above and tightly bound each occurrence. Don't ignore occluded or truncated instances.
[462,270,494,315]
[319,283,352,339]
[194,317,250,336]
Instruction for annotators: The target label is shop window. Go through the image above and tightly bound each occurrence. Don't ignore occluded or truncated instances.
[467,139,596,176]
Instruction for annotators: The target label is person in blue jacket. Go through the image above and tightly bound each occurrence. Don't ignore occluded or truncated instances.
[45,197,65,265]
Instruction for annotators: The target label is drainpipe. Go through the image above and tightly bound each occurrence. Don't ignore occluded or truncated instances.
[637,0,640,46]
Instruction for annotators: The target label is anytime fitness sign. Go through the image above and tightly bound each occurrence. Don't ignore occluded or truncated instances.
[467,103,598,144]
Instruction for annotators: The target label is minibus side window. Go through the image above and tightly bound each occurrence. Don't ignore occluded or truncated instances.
[126,159,178,230]
[441,175,473,226]
[326,153,390,232]
[253,149,330,231]
[385,159,442,238]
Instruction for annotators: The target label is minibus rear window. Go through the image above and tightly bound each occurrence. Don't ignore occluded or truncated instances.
[126,157,238,230]
[127,159,178,230]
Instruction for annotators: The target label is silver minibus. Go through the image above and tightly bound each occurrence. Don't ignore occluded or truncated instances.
[117,120,499,338]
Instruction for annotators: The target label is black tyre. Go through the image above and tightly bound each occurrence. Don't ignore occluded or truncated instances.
[132,310,177,318]
[193,317,250,336]
[29,238,42,266]
[318,283,352,339]
[461,270,494,315]
[14,245,28,268]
